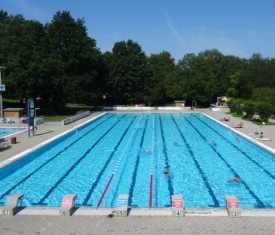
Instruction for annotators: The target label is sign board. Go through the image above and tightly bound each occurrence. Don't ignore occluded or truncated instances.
[30,109,34,118]
[62,198,74,207]
[0,84,5,91]
[171,196,184,217]
[27,100,35,137]
[227,199,239,208]
[117,198,128,207]
[172,198,183,208]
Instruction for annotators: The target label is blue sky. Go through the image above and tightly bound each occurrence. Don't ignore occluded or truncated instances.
[2,0,275,61]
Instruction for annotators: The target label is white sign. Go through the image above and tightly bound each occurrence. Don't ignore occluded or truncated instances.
[30,101,34,108]
[0,84,5,91]
[30,109,34,117]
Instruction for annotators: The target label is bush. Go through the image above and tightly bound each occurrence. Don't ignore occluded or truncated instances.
[242,100,256,119]
[254,102,274,122]
[228,98,244,115]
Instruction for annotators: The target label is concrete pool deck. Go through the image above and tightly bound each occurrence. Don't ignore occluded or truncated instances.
[0,109,275,235]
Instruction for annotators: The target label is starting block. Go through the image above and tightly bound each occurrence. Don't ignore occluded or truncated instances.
[60,194,77,216]
[225,195,241,218]
[116,194,129,217]
[3,194,24,216]
[172,195,185,217]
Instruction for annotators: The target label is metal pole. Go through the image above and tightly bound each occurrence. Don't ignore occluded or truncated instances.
[0,66,6,119]
[35,108,40,117]
[0,70,2,118]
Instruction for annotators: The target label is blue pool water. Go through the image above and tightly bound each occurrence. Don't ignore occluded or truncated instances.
[0,113,274,209]
[0,127,26,138]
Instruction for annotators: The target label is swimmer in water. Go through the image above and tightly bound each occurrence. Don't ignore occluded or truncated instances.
[228,175,242,183]
[144,146,149,153]
[163,166,169,177]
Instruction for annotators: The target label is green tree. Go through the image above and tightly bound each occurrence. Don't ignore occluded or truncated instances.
[198,49,225,98]
[198,49,244,101]
[45,11,100,106]
[0,12,46,104]
[227,98,245,115]
[254,101,273,121]
[227,70,241,98]
[239,53,271,99]
[252,88,275,105]
[147,51,176,105]
[177,53,216,106]
[107,39,148,104]
[242,100,255,118]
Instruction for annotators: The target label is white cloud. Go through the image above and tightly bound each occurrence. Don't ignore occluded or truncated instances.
[162,9,187,51]
[166,21,186,50]
[160,7,253,59]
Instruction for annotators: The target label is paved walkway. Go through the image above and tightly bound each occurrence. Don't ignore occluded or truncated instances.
[0,109,275,235]
[1,215,275,235]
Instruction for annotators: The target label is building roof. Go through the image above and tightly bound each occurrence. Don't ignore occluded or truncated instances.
[4,108,24,111]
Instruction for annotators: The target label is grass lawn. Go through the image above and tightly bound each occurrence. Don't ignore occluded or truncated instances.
[3,98,94,122]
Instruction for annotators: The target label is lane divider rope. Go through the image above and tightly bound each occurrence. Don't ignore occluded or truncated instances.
[97,114,143,208]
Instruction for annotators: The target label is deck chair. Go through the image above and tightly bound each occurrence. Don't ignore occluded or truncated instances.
[0,141,10,150]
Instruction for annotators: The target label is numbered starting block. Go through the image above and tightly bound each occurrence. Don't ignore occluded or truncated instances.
[225,195,241,218]
[3,194,24,216]
[60,194,77,216]
[115,194,129,217]
[172,195,185,217]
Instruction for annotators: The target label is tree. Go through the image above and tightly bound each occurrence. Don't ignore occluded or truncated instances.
[45,11,100,106]
[177,53,216,106]
[198,49,225,97]
[0,12,46,103]
[198,49,245,101]
[107,40,148,104]
[252,88,275,105]
[227,70,241,98]
[147,51,176,105]
[239,53,270,99]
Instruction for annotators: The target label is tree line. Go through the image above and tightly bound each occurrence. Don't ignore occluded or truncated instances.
[1,10,275,111]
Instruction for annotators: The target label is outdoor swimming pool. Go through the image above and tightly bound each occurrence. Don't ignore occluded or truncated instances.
[0,113,274,209]
[0,127,26,138]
